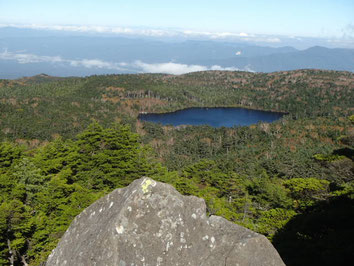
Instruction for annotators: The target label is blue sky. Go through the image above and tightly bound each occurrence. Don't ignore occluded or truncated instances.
[1,0,353,39]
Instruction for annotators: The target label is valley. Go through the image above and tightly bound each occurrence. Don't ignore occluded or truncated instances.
[0,69,353,265]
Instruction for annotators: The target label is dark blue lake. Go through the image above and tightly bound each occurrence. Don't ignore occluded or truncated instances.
[138,107,284,127]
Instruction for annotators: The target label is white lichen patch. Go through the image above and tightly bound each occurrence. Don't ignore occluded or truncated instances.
[202,235,209,241]
[180,232,186,243]
[211,236,215,243]
[109,202,114,208]
[166,233,173,241]
[127,206,132,212]
[157,257,163,266]
[135,209,145,219]
[116,225,124,234]
[170,220,178,229]
[191,213,197,219]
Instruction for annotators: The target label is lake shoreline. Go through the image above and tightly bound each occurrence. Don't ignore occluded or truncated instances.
[138,105,289,116]
[138,107,287,128]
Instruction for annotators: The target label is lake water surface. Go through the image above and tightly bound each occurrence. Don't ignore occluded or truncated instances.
[138,107,284,127]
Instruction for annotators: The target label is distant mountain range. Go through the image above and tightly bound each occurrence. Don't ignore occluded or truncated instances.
[0,27,353,78]
[201,46,354,73]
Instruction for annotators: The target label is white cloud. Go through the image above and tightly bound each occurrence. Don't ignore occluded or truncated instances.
[341,24,354,40]
[210,65,240,71]
[289,35,302,41]
[134,61,241,75]
[0,23,175,38]
[181,30,254,40]
[244,64,256,73]
[4,23,353,47]
[326,38,354,48]
[265,37,281,43]
[0,49,64,64]
[0,50,128,71]
[70,59,120,69]
[0,23,276,43]
[134,61,207,75]
[239,32,249,37]
[0,50,253,75]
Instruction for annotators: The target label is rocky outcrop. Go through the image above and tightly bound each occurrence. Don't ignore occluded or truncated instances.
[46,177,285,266]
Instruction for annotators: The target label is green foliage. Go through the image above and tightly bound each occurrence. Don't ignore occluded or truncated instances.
[349,115,354,123]
[0,70,353,140]
[0,70,352,265]
[284,178,330,208]
[330,181,354,198]
[247,173,292,209]
[73,122,146,188]
[313,153,346,162]
[12,158,44,205]
[0,142,24,170]
[182,159,228,187]
[0,200,33,265]
[256,208,297,240]
[0,122,168,265]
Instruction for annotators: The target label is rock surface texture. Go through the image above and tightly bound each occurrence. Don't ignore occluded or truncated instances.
[46,177,285,266]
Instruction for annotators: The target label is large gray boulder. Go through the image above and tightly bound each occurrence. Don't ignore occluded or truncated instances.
[47,177,285,266]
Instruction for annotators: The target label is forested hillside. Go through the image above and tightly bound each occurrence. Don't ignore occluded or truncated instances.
[0,69,353,141]
[0,70,353,265]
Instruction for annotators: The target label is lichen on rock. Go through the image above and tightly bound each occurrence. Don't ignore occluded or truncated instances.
[46,177,285,266]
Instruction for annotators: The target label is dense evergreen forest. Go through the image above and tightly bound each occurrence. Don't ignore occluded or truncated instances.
[0,70,353,265]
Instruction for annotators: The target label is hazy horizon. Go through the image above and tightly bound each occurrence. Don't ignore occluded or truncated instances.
[0,1,353,78]
[1,0,354,47]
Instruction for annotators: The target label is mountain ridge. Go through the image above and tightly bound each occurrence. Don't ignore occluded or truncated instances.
[1,27,353,78]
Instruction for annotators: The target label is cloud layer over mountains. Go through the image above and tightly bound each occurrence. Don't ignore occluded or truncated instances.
[0,27,353,78]
[0,50,242,75]
[2,24,354,49]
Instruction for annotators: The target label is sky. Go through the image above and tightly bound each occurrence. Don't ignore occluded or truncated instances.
[1,0,354,39]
